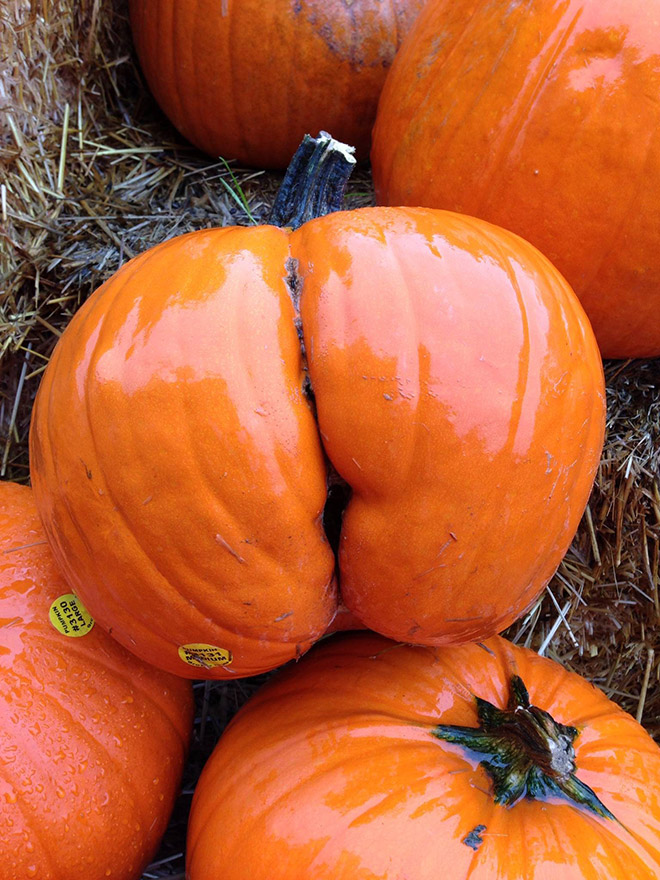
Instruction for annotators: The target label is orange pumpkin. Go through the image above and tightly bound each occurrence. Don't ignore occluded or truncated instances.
[0,481,193,880]
[129,0,425,167]
[29,139,605,678]
[187,632,660,879]
[371,0,660,358]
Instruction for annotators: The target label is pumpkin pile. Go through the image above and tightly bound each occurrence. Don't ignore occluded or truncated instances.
[2,0,660,876]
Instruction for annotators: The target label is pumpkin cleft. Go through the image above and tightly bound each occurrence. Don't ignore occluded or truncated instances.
[432,675,615,820]
[322,475,353,556]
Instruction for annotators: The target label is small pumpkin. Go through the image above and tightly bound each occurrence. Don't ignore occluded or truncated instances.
[0,481,193,880]
[128,0,425,167]
[371,0,660,358]
[29,136,605,679]
[187,632,660,879]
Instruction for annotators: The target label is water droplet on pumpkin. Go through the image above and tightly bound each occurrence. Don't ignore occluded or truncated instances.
[55,786,65,799]
[26,866,37,878]
[25,842,34,854]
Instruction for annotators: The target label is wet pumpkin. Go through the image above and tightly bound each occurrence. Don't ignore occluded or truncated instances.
[0,481,193,880]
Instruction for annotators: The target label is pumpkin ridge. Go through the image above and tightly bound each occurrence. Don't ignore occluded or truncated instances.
[477,3,584,220]
[577,123,660,299]
[192,727,434,867]
[0,757,61,879]
[25,629,193,747]
[3,652,157,832]
[544,801,660,878]
[57,233,330,669]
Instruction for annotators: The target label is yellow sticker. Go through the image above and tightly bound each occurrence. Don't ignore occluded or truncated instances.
[178,643,233,669]
[49,593,95,637]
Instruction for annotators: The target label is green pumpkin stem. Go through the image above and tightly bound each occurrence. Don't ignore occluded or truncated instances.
[432,674,615,821]
[269,131,356,230]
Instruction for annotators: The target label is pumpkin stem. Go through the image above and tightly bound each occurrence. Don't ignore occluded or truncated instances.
[269,131,356,230]
[431,675,615,820]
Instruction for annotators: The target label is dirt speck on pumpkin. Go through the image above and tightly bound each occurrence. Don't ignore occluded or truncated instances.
[463,824,487,851]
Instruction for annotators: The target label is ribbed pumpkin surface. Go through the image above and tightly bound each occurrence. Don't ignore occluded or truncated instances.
[129,0,425,167]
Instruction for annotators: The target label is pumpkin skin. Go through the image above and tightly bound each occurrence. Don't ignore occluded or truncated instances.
[128,0,425,168]
[0,481,193,880]
[29,207,605,679]
[371,0,660,358]
[187,632,660,879]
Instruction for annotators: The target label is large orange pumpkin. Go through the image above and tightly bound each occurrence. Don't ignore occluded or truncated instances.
[371,0,660,359]
[129,0,425,167]
[29,139,605,679]
[187,632,660,879]
[0,481,193,880]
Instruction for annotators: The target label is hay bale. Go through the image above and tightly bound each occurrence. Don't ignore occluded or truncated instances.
[2,0,659,874]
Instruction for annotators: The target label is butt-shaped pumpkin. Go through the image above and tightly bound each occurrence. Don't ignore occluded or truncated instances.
[187,632,660,879]
[29,138,605,678]
[0,481,193,880]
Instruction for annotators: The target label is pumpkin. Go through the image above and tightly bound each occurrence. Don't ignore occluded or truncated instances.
[371,0,660,359]
[187,631,660,879]
[128,0,425,168]
[29,135,605,679]
[0,480,193,880]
